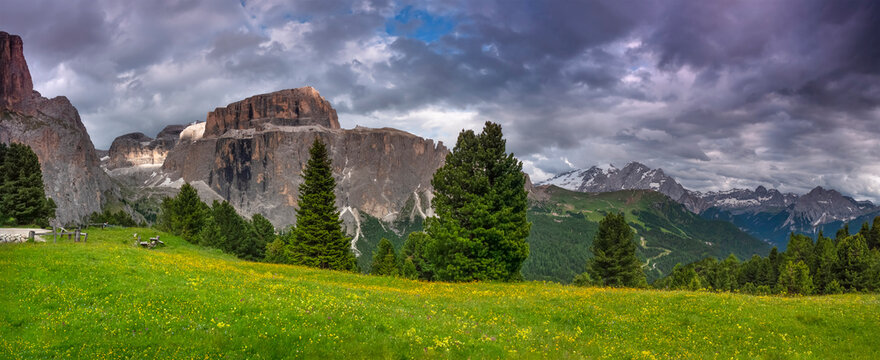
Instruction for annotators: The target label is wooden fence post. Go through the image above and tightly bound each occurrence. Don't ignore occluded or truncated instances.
[53,227,57,243]
[74,230,81,242]
[28,231,34,242]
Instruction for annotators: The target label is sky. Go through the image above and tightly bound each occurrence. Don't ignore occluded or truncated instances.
[2,0,879,201]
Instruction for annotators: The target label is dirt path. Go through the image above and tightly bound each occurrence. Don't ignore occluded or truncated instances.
[640,236,671,271]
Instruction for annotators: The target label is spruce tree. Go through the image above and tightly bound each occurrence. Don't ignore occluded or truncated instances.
[250,214,275,259]
[836,234,871,291]
[835,223,850,242]
[371,238,399,276]
[867,217,880,250]
[812,232,838,294]
[777,260,814,295]
[291,138,356,271]
[586,212,646,287]
[0,143,55,226]
[426,122,530,282]
[785,233,815,270]
[401,231,433,280]
[160,182,207,243]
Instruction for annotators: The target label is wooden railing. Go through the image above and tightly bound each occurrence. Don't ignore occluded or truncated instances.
[28,227,87,243]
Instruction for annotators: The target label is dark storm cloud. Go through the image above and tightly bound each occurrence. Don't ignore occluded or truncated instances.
[2,0,879,201]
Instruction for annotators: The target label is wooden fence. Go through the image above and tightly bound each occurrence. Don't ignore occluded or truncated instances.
[28,227,87,243]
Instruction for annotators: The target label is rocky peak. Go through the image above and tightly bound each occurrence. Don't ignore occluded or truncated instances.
[106,126,186,170]
[0,31,33,109]
[539,161,707,213]
[1,31,112,224]
[156,124,186,140]
[204,87,340,137]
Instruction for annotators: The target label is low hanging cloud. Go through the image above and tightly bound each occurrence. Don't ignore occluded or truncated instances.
[2,0,879,202]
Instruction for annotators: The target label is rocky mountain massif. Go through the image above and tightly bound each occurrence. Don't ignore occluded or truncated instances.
[541,162,880,247]
[105,87,448,253]
[0,31,112,225]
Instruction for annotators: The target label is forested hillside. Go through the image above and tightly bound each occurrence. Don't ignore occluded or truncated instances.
[522,187,770,283]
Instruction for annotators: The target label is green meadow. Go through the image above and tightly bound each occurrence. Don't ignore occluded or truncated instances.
[1,228,878,359]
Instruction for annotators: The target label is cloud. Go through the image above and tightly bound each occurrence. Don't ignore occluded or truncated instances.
[2,0,879,202]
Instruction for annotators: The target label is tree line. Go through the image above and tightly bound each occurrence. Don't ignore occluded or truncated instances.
[654,222,880,295]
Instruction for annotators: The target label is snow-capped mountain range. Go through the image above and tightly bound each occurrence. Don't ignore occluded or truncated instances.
[539,162,880,246]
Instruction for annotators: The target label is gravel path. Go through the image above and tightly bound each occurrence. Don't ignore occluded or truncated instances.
[0,228,49,243]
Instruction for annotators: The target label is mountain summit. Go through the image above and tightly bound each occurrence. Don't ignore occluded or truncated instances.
[541,162,880,247]
[1,31,113,224]
[541,162,707,213]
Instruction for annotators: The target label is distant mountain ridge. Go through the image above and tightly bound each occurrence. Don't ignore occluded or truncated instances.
[540,162,880,247]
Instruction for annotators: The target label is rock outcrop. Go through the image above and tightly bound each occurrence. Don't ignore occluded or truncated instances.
[141,88,448,234]
[106,125,185,169]
[161,119,448,228]
[0,32,33,109]
[204,87,340,137]
[0,31,112,225]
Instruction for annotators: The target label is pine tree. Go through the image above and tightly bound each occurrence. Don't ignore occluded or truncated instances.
[714,254,739,292]
[835,223,850,242]
[777,260,814,295]
[401,231,433,280]
[198,213,226,249]
[835,234,871,291]
[812,232,838,294]
[586,212,646,288]
[669,264,702,291]
[159,183,207,243]
[426,122,531,282]
[785,233,815,270]
[768,247,782,287]
[250,214,275,259]
[371,238,399,276]
[867,217,880,250]
[0,143,55,226]
[291,138,356,271]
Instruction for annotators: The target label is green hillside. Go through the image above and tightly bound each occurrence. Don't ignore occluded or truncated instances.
[523,187,771,283]
[1,228,877,359]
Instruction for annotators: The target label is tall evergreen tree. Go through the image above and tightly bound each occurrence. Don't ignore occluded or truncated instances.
[0,143,55,226]
[401,231,434,280]
[159,183,207,243]
[785,233,815,269]
[768,247,783,286]
[371,238,400,276]
[291,138,356,271]
[250,214,275,258]
[812,232,838,294]
[867,217,880,250]
[586,212,646,287]
[836,234,871,291]
[777,260,814,295]
[426,122,531,282]
[835,223,850,242]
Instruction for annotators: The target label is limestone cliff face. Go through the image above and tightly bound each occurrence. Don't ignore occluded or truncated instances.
[0,32,112,224]
[156,88,448,230]
[106,125,185,169]
[204,87,340,137]
[0,32,33,109]
[162,123,448,228]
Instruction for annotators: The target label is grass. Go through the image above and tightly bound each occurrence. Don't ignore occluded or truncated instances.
[1,228,878,359]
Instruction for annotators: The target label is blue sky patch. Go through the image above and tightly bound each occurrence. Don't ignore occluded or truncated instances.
[385,6,455,42]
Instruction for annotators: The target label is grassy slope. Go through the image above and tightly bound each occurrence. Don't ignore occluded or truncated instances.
[2,228,878,359]
[524,187,772,283]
